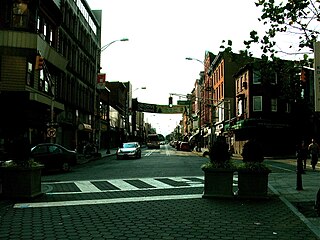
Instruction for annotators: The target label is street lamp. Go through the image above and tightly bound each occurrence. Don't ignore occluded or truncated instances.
[185,57,204,65]
[185,57,208,148]
[100,38,129,52]
[95,38,129,153]
[128,86,146,142]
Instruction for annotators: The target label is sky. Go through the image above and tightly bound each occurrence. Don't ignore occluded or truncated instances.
[85,0,266,136]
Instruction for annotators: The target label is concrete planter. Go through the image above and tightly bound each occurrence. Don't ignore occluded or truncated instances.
[202,168,235,198]
[237,169,271,199]
[1,165,44,200]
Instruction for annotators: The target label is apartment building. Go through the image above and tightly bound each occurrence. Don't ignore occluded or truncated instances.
[233,60,299,156]
[0,0,101,152]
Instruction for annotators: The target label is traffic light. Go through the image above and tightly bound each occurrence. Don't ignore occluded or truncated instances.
[169,96,173,108]
[35,55,44,70]
[300,68,307,82]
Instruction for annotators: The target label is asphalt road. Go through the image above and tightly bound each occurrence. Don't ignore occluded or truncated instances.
[2,145,319,239]
[42,145,209,182]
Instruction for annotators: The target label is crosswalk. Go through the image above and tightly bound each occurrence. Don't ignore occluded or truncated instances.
[42,176,238,195]
[14,176,239,209]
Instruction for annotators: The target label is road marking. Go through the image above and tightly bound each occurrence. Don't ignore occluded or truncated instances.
[142,178,174,188]
[14,194,202,208]
[108,179,140,191]
[74,181,101,193]
[41,176,237,195]
[145,149,157,156]
[165,145,171,156]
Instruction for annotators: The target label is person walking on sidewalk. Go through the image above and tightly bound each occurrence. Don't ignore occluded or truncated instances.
[308,138,320,171]
[296,140,308,174]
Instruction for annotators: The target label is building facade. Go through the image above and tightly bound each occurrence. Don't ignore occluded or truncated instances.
[0,0,101,153]
[232,60,299,156]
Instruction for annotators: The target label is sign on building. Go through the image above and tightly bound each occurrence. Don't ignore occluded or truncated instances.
[97,73,106,89]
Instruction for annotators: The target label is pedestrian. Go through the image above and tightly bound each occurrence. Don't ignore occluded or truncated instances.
[308,138,320,171]
[296,140,308,174]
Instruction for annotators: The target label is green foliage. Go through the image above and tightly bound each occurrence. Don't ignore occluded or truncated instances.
[241,139,264,163]
[221,1,319,62]
[201,160,235,170]
[203,136,232,168]
[249,0,319,57]
[3,159,43,169]
[238,162,271,172]
[238,137,270,172]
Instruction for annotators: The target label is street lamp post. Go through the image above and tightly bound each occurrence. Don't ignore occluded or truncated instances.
[186,57,205,148]
[94,38,129,153]
[128,87,146,142]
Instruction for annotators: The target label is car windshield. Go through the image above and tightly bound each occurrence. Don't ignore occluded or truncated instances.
[123,143,136,148]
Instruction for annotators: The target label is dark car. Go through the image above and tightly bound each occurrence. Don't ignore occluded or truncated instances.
[116,142,141,160]
[179,142,191,151]
[30,143,78,172]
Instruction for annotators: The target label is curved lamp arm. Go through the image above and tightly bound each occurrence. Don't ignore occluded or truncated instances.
[185,57,204,65]
[101,38,129,52]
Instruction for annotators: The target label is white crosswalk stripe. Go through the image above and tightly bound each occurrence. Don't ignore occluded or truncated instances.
[42,176,238,195]
[108,179,140,191]
[142,178,174,188]
[74,181,101,192]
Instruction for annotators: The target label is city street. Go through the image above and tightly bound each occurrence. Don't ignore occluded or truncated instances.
[0,145,320,239]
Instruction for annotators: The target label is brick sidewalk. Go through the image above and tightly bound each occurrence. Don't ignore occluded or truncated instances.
[0,149,320,239]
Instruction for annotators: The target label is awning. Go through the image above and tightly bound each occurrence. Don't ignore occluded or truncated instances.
[78,123,92,132]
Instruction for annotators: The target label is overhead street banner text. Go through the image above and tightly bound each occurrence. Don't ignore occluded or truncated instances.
[136,102,186,114]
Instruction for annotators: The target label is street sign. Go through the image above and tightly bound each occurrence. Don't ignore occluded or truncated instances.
[156,105,185,114]
[177,100,190,106]
[47,127,56,138]
[137,102,157,113]
[136,102,185,114]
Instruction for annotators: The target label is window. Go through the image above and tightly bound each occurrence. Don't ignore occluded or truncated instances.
[253,70,261,84]
[33,145,47,154]
[39,70,44,91]
[271,72,278,85]
[43,23,47,38]
[286,102,291,113]
[271,98,277,112]
[237,99,243,116]
[12,1,29,28]
[253,96,262,111]
[48,145,61,153]
[26,62,33,86]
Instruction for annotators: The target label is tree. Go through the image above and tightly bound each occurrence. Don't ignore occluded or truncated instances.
[245,0,320,59]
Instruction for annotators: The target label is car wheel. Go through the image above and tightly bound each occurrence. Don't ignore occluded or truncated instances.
[61,162,70,172]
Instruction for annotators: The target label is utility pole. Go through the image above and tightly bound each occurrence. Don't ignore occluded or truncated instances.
[36,51,56,143]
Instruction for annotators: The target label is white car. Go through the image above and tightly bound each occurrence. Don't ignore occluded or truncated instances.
[116,142,142,160]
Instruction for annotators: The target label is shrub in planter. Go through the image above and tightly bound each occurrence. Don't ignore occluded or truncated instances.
[1,134,44,199]
[237,139,271,198]
[201,136,235,198]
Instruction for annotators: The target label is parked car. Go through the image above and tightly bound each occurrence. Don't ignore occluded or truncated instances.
[179,142,191,152]
[30,143,78,172]
[116,142,142,160]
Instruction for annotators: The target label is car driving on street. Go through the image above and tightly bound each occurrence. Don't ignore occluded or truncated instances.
[116,142,142,160]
